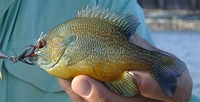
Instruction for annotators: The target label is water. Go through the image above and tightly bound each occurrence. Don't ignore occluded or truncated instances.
[151,31,200,96]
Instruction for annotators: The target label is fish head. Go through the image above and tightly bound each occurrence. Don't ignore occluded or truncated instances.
[29,32,67,70]
[29,30,77,70]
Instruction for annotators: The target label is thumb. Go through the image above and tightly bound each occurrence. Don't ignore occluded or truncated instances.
[71,75,115,102]
[71,75,133,102]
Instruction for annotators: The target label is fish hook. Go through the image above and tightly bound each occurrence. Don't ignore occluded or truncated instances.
[15,45,36,65]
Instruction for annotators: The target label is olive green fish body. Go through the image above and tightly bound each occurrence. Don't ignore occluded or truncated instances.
[30,6,186,97]
[44,17,151,80]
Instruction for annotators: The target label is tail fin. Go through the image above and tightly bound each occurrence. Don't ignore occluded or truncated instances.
[151,53,187,97]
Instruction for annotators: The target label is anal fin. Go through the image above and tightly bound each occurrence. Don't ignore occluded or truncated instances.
[105,71,139,97]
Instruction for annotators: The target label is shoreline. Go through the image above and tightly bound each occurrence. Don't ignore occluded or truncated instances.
[144,10,200,31]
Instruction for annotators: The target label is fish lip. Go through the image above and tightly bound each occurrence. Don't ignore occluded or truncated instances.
[29,55,54,70]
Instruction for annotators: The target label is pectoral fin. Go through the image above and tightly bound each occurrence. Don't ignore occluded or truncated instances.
[105,71,139,97]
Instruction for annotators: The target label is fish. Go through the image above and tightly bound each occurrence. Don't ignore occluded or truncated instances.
[28,6,187,97]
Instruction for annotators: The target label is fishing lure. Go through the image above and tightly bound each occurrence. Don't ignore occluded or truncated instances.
[0,45,36,65]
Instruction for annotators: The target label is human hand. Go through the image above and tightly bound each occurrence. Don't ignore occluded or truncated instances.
[58,69,192,102]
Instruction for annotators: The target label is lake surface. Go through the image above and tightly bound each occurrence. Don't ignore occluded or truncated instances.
[151,31,200,96]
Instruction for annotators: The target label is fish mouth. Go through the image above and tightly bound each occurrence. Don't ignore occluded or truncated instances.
[29,49,64,70]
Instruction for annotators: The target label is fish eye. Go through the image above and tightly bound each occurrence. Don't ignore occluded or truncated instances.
[36,40,46,49]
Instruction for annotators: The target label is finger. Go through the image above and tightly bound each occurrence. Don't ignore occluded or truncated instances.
[57,78,87,102]
[132,70,192,102]
[172,69,193,102]
[71,75,160,102]
[132,71,170,100]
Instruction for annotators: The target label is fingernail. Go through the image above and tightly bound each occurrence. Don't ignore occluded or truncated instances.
[131,71,141,85]
[72,78,91,96]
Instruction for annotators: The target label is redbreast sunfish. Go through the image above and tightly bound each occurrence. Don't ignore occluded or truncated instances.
[29,6,187,97]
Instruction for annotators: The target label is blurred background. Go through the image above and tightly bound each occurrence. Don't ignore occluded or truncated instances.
[138,0,200,31]
[137,0,200,96]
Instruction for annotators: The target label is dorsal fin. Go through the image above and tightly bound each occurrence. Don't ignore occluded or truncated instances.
[77,6,140,38]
